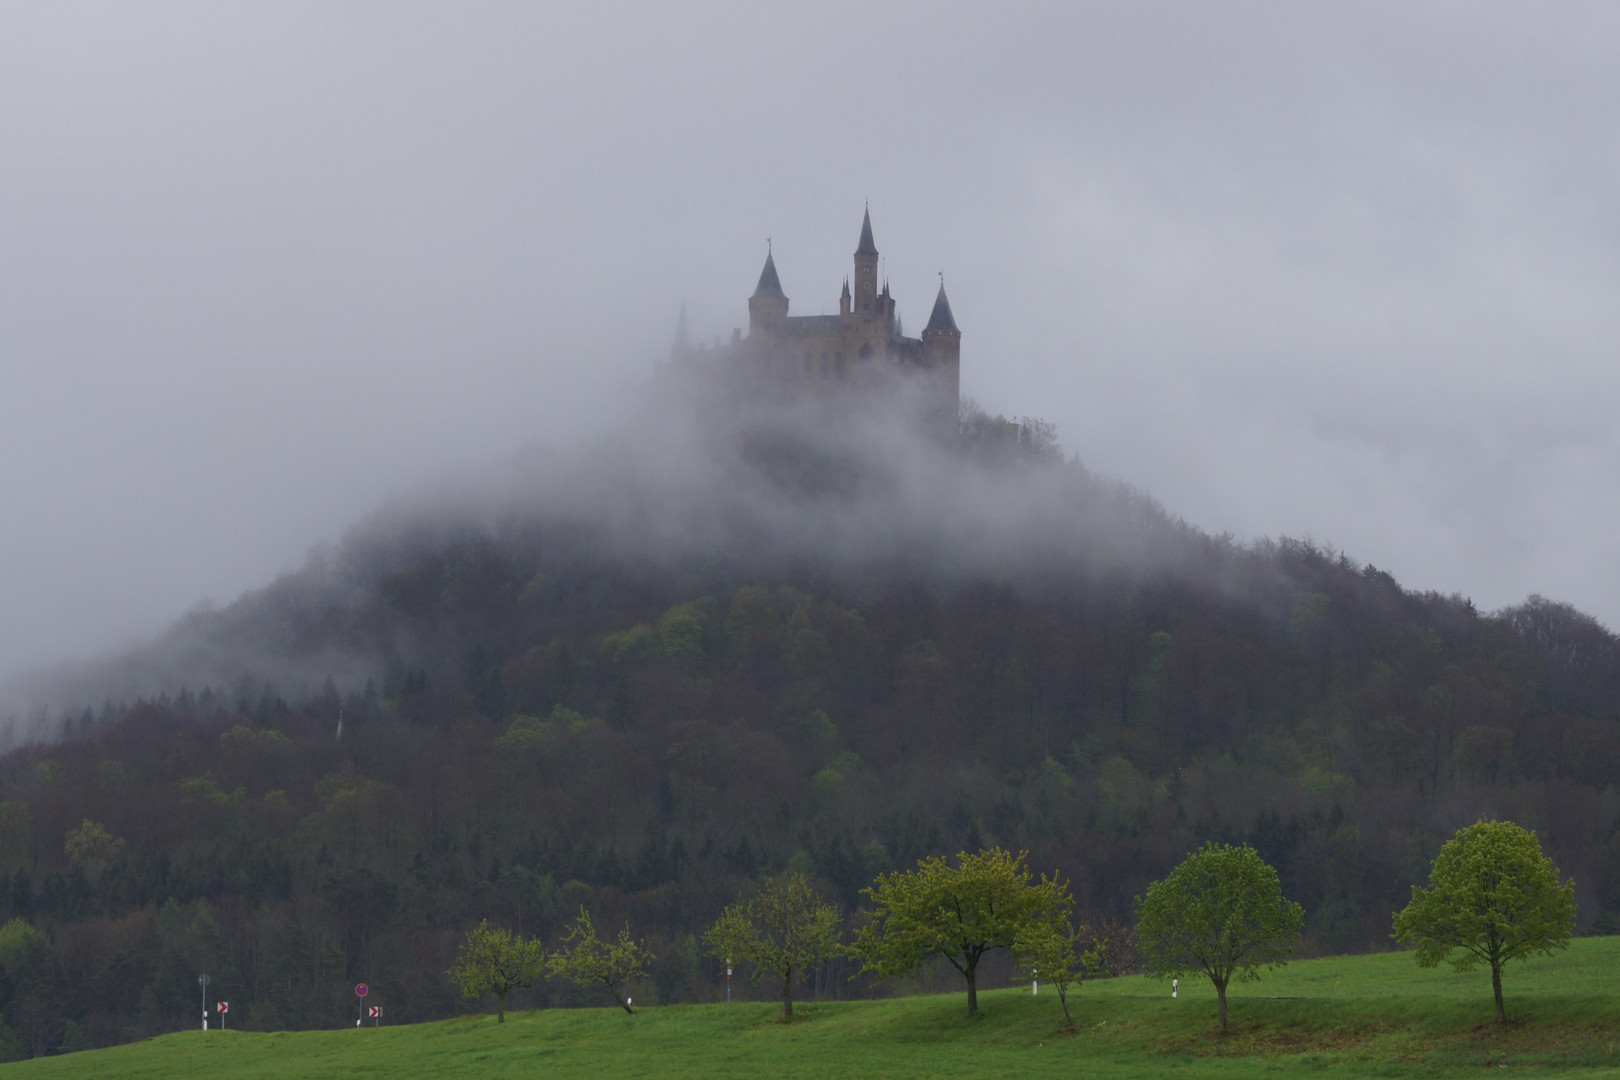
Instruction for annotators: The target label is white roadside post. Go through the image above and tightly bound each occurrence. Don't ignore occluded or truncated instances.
[1172,977,1178,999]
[198,973,211,1031]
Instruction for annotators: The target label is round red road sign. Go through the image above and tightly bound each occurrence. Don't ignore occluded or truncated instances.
[355,983,368,997]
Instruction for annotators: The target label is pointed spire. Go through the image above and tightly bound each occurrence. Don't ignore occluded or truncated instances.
[925,279,958,334]
[673,303,689,348]
[751,246,784,298]
[841,278,851,299]
[855,205,877,256]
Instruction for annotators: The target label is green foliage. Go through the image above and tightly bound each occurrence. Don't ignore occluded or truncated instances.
[1012,913,1101,1029]
[852,848,1071,1017]
[178,777,246,808]
[548,907,653,1015]
[1394,818,1576,1023]
[0,917,43,970]
[62,819,124,867]
[63,818,125,891]
[494,705,601,752]
[17,932,1620,1078]
[446,919,545,1023]
[0,802,31,873]
[703,873,843,1022]
[1136,841,1304,1033]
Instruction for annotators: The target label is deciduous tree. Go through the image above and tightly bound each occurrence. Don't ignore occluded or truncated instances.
[1393,818,1575,1024]
[548,907,653,1015]
[703,872,842,1022]
[446,919,544,1023]
[851,848,1070,1017]
[1136,842,1303,1033]
[1013,913,1099,1029]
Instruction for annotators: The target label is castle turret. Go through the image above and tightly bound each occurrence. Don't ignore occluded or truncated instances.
[839,277,851,317]
[748,246,788,333]
[853,207,878,316]
[922,280,960,355]
[670,302,690,361]
[922,280,961,430]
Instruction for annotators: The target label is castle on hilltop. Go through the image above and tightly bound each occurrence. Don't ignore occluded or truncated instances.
[670,208,960,432]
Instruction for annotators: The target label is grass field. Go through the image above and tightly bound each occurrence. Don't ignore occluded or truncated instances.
[15,938,1620,1078]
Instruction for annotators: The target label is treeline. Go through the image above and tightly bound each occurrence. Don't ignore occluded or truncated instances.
[0,440,1618,1056]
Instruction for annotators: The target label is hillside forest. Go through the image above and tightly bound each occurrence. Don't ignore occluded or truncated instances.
[0,399,1615,1056]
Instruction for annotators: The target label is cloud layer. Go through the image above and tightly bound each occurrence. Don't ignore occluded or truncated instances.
[3,2,1618,683]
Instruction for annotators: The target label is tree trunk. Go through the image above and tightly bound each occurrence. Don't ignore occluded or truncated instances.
[1216,977,1228,1033]
[1492,963,1506,1024]
[965,962,979,1017]
[782,964,794,1023]
[496,993,506,1024]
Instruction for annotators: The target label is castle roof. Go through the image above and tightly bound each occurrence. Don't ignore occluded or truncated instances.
[855,208,877,256]
[752,249,785,299]
[924,282,958,334]
[777,315,844,336]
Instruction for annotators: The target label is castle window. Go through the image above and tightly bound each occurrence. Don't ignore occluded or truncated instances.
[836,353,845,377]
[859,342,873,360]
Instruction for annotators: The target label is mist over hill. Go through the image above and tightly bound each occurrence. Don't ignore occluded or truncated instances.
[1,382,1619,1051]
[0,386,1211,735]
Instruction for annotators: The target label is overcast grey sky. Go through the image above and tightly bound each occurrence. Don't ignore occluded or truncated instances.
[3,1,1619,683]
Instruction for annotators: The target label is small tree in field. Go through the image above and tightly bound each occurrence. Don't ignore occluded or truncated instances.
[1393,818,1575,1024]
[1136,842,1303,1034]
[447,919,545,1023]
[1013,913,1100,1030]
[852,847,1071,1017]
[548,907,654,1014]
[703,872,843,1023]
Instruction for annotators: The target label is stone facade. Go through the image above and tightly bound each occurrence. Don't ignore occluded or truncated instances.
[671,209,960,431]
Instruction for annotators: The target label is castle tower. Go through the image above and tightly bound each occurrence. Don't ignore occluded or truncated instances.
[747,245,788,334]
[853,207,878,316]
[922,280,961,428]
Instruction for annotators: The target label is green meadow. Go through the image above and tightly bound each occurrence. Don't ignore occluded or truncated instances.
[15,938,1620,1078]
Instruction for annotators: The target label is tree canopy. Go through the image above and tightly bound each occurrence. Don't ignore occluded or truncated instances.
[1393,818,1576,1024]
[703,872,842,1022]
[446,920,544,1023]
[1136,842,1303,1033]
[852,847,1070,1016]
[1012,913,1102,1029]
[548,907,653,1015]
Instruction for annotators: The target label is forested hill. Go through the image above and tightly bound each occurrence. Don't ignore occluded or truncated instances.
[0,396,1617,1054]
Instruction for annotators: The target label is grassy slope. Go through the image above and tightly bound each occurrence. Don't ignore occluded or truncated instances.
[19,939,1620,1079]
